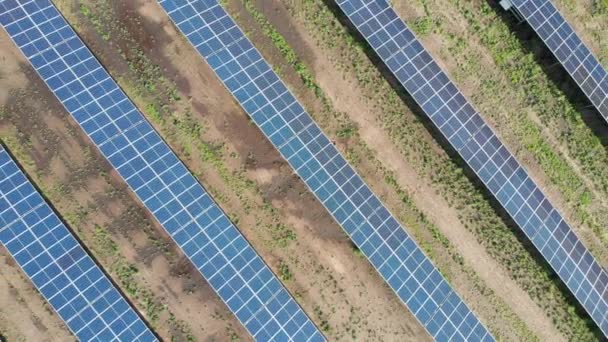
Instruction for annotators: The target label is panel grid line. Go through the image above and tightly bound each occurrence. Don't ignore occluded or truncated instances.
[0,145,157,341]
[335,0,607,336]
[156,0,495,340]
[508,0,607,119]
[0,1,323,341]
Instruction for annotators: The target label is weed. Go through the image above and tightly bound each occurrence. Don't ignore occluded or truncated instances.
[336,124,357,139]
[274,0,592,338]
[278,261,293,281]
[411,17,436,36]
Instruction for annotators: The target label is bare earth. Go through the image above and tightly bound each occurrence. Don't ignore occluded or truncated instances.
[1,0,603,340]
[0,26,247,341]
[247,1,563,340]
[0,247,74,342]
[1,0,435,340]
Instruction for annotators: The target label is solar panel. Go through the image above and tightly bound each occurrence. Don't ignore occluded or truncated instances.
[0,1,323,341]
[335,0,608,336]
[507,0,608,120]
[0,145,157,342]
[157,0,494,340]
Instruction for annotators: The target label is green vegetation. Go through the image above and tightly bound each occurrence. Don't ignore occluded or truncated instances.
[79,4,110,41]
[594,0,608,15]
[351,244,364,258]
[1,130,35,170]
[259,0,597,339]
[93,225,118,258]
[278,261,293,281]
[410,17,436,36]
[92,225,166,325]
[272,223,297,248]
[313,306,332,332]
[232,1,539,339]
[448,0,608,251]
[336,124,357,139]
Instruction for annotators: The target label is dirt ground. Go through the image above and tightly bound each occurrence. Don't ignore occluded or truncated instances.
[0,247,75,342]
[241,0,564,340]
[0,27,247,341]
[1,0,603,340]
[388,0,608,266]
[1,0,435,340]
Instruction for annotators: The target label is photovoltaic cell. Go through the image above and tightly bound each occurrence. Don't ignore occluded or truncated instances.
[509,0,607,120]
[0,1,322,341]
[335,0,608,336]
[157,0,494,340]
[0,146,156,342]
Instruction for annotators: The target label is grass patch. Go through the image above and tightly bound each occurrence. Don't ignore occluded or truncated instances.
[278,261,293,281]
[444,0,608,251]
[232,0,539,339]
[272,0,594,338]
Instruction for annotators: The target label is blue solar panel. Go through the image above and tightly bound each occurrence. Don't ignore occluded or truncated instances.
[0,1,323,341]
[335,0,608,336]
[507,0,607,120]
[0,146,156,342]
[157,0,494,340]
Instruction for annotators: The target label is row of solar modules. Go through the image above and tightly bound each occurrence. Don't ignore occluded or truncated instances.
[158,0,494,340]
[501,4,608,326]
[0,1,324,340]
[335,0,608,336]
[0,146,156,341]
[508,0,607,120]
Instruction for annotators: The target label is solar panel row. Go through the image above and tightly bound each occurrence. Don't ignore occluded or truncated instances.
[508,0,607,120]
[158,0,494,340]
[335,0,608,336]
[0,146,156,342]
[0,1,323,341]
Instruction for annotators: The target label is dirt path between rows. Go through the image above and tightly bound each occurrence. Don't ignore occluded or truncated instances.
[313,50,565,342]
[139,1,430,338]
[258,1,565,340]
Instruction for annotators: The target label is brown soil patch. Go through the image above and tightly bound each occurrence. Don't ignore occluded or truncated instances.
[250,1,564,340]
[0,24,246,341]
[0,247,74,342]
[132,1,430,339]
[391,0,608,264]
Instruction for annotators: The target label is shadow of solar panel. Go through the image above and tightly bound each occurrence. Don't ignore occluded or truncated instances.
[0,146,156,341]
[509,0,607,119]
[335,0,608,336]
[156,0,494,340]
[0,1,323,341]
